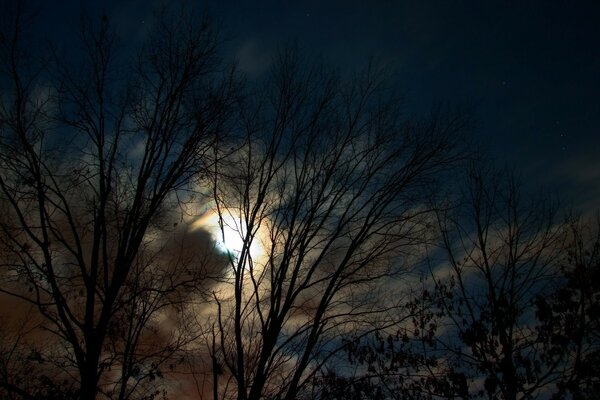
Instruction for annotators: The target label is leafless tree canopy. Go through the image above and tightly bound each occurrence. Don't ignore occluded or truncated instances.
[3,4,596,400]
[0,5,237,399]
[311,165,599,400]
[206,50,467,400]
[431,164,565,400]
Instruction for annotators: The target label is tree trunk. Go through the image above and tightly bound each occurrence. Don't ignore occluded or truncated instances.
[80,339,101,400]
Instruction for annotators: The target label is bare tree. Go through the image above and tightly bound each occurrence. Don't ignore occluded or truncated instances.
[0,3,237,399]
[427,163,566,399]
[206,49,468,400]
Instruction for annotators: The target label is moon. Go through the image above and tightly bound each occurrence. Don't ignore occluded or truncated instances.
[191,209,263,260]
[216,215,245,255]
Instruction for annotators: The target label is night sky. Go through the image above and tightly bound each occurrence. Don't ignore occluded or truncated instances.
[38,0,600,211]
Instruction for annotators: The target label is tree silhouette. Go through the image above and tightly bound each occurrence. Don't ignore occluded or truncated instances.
[4,3,594,400]
[206,49,468,400]
[0,4,237,399]
[328,163,583,400]
[427,163,567,399]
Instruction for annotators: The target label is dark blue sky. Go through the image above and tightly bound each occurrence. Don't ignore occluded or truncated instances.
[38,1,600,211]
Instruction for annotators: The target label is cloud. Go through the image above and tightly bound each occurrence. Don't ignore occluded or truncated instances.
[549,154,600,214]
[235,40,272,77]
